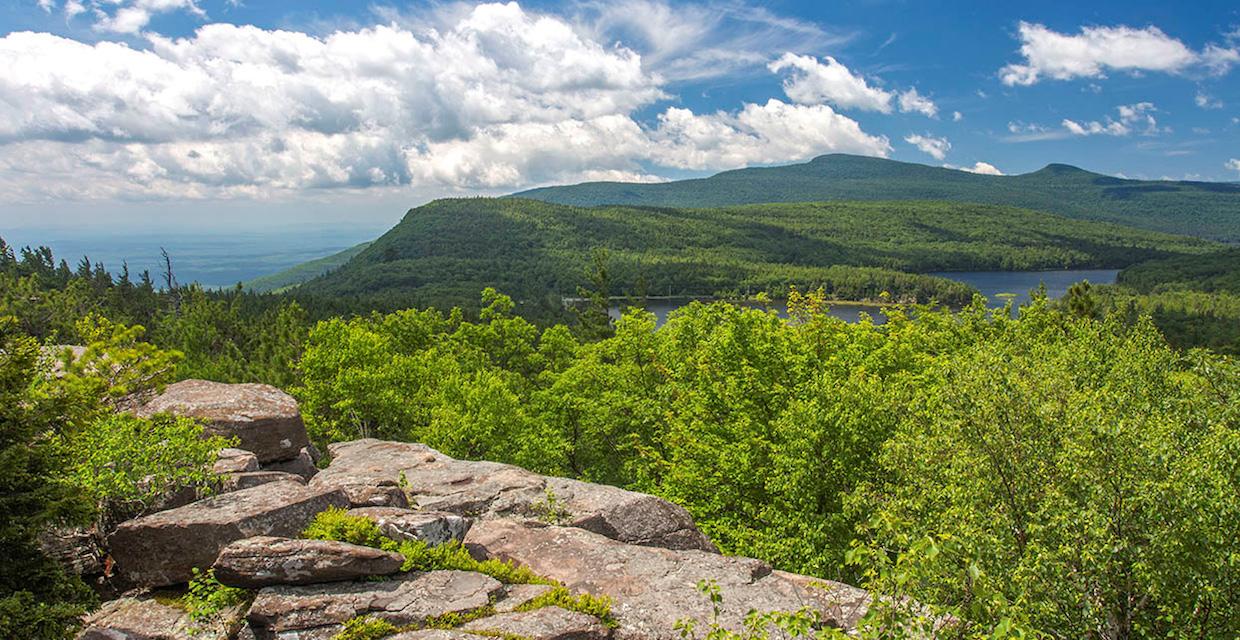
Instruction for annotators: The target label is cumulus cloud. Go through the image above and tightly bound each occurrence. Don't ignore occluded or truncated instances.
[952,111,963,122]
[904,133,950,160]
[897,88,937,117]
[1195,91,1223,109]
[1062,102,1162,137]
[959,161,1003,175]
[768,53,937,117]
[0,2,893,201]
[1227,158,1240,175]
[1000,21,1226,86]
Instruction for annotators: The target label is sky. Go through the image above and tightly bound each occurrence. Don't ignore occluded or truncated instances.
[1,0,1238,232]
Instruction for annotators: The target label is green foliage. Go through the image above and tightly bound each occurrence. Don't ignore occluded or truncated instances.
[0,317,95,638]
[394,539,556,586]
[56,314,183,412]
[60,413,233,528]
[245,242,373,294]
[298,196,1212,315]
[517,153,1240,242]
[332,616,399,640]
[851,313,1240,637]
[1117,246,1240,294]
[183,568,249,627]
[515,587,616,627]
[302,507,391,549]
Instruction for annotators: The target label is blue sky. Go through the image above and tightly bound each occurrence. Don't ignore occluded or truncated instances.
[1,0,1238,230]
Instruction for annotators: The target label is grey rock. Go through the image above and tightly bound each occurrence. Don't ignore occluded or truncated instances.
[246,570,503,638]
[347,508,470,546]
[135,380,309,463]
[464,520,870,639]
[108,481,349,587]
[77,595,244,640]
[386,632,477,640]
[462,607,610,640]
[215,448,260,475]
[262,448,318,481]
[213,536,404,588]
[222,471,307,492]
[312,440,714,552]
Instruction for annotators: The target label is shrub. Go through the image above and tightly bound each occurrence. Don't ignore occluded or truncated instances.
[183,568,249,627]
[332,616,398,640]
[302,507,391,550]
[515,587,615,627]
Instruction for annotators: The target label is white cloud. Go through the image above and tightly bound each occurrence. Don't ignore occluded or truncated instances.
[1000,22,1209,86]
[1202,43,1240,75]
[897,87,937,117]
[0,3,893,201]
[1227,158,1240,175]
[93,0,206,34]
[952,111,963,122]
[1195,91,1223,109]
[769,53,895,112]
[1062,103,1162,137]
[961,161,1003,175]
[904,133,949,160]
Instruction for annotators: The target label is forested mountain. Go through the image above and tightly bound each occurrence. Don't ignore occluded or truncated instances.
[515,154,1240,241]
[244,242,373,293]
[1116,246,1240,293]
[295,197,1212,313]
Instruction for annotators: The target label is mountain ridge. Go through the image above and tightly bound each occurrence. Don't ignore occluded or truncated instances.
[513,154,1240,241]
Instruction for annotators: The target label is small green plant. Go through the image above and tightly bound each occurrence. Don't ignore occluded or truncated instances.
[183,568,249,628]
[531,488,571,525]
[302,507,392,549]
[332,616,399,640]
[515,586,616,628]
[394,539,557,586]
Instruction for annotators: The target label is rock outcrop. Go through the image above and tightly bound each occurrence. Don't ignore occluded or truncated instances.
[312,439,715,552]
[79,381,874,640]
[135,380,310,464]
[465,519,870,638]
[109,481,349,586]
[213,536,405,588]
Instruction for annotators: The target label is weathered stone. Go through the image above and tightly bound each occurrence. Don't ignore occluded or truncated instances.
[135,380,309,463]
[465,520,869,639]
[108,481,349,587]
[41,526,104,576]
[213,536,404,588]
[312,440,715,552]
[347,508,470,546]
[494,583,555,613]
[77,594,244,640]
[386,631,477,640]
[246,570,503,638]
[215,448,260,475]
[339,482,410,508]
[222,471,306,492]
[262,447,318,481]
[462,607,610,640]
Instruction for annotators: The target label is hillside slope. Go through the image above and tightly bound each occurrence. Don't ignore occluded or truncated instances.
[514,154,1240,242]
[1116,247,1240,294]
[243,241,372,293]
[296,197,1213,313]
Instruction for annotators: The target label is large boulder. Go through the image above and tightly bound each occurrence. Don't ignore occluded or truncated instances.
[221,471,306,493]
[108,481,349,587]
[465,520,870,639]
[461,607,610,640]
[312,440,715,552]
[214,448,260,475]
[347,507,470,546]
[261,447,318,481]
[213,536,405,588]
[135,380,309,463]
[244,570,503,639]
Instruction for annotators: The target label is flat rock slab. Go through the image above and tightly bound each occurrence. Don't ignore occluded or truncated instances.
[465,520,870,639]
[348,508,471,546]
[213,536,404,588]
[136,380,309,463]
[214,448,260,475]
[313,439,715,552]
[494,583,555,613]
[222,471,306,493]
[462,607,610,640]
[246,570,503,637]
[77,595,243,640]
[109,481,349,587]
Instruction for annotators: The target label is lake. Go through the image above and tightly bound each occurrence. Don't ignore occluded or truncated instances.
[609,269,1121,326]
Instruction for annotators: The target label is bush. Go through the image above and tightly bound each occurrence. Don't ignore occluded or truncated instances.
[183,568,249,627]
[515,587,615,627]
[332,617,398,640]
[302,507,391,549]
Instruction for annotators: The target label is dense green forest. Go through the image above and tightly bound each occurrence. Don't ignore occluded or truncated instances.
[516,154,1240,241]
[243,241,373,293]
[1116,246,1240,293]
[296,197,1210,315]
